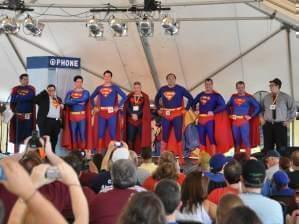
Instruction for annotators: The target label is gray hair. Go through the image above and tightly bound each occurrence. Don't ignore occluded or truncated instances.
[111,159,137,189]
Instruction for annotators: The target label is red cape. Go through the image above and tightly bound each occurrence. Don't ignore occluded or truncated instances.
[204,92,234,155]
[123,92,151,154]
[229,93,260,148]
[62,100,93,150]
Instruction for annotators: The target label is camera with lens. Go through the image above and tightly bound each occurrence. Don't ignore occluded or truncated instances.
[27,130,43,149]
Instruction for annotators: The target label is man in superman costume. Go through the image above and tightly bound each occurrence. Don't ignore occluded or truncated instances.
[62,75,93,150]
[154,73,193,161]
[90,70,127,151]
[227,81,260,157]
[193,78,233,155]
[123,81,151,154]
[9,73,36,153]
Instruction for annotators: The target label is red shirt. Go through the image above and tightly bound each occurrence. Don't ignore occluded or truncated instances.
[90,188,138,224]
[142,173,186,192]
[207,186,239,205]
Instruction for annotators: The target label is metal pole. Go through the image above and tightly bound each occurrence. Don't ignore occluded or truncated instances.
[25,0,258,9]
[6,35,26,70]
[139,36,160,90]
[286,28,295,147]
[189,26,285,92]
[39,16,270,23]
[13,34,131,92]
[245,2,299,32]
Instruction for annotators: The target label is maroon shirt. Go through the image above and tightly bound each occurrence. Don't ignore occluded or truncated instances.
[90,188,138,224]
[0,181,95,223]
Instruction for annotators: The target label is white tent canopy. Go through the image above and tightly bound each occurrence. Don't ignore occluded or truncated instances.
[0,0,299,101]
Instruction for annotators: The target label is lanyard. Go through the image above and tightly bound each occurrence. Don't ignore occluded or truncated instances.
[272,93,279,105]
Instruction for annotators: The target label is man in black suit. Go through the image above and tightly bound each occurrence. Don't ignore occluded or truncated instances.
[34,84,63,152]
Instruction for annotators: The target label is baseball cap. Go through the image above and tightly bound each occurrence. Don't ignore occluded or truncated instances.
[269,78,282,88]
[210,154,227,172]
[242,160,266,187]
[265,150,280,158]
[111,147,130,163]
[273,170,289,186]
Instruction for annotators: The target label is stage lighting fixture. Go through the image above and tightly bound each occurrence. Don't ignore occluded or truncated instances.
[161,15,179,35]
[137,15,154,37]
[87,16,104,39]
[24,15,45,36]
[0,16,20,34]
[109,15,128,37]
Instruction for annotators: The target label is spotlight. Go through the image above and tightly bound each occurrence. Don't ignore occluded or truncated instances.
[24,15,45,36]
[109,15,128,37]
[87,16,104,39]
[161,15,179,35]
[137,15,154,37]
[0,16,20,34]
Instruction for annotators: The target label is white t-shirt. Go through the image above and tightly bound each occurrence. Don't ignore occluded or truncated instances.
[47,97,60,119]
[175,203,212,224]
[239,193,283,224]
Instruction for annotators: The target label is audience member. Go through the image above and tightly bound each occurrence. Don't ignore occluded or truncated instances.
[143,161,185,191]
[204,154,227,193]
[118,192,166,224]
[139,147,158,174]
[288,151,299,189]
[176,171,216,223]
[208,160,242,205]
[239,159,283,224]
[91,141,130,193]
[265,150,280,181]
[272,170,295,197]
[129,150,151,185]
[280,156,291,172]
[155,179,181,224]
[90,159,144,224]
[216,194,244,224]
[222,206,262,224]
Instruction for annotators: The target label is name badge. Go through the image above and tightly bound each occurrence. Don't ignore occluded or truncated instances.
[165,110,171,116]
[133,106,139,112]
[108,107,114,113]
[270,104,276,110]
[24,113,30,120]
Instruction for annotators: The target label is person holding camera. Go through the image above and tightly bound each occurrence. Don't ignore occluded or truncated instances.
[34,84,63,152]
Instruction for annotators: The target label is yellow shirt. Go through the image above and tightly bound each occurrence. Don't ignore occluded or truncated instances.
[139,163,157,174]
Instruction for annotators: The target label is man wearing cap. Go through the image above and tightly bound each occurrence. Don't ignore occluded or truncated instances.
[204,153,227,192]
[260,78,296,155]
[272,170,295,197]
[239,160,283,224]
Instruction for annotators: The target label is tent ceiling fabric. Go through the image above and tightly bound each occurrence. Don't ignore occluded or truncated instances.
[0,0,298,101]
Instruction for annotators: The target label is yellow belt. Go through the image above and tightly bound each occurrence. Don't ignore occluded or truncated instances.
[230,115,245,119]
[70,111,86,115]
[199,114,214,117]
[161,107,183,112]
